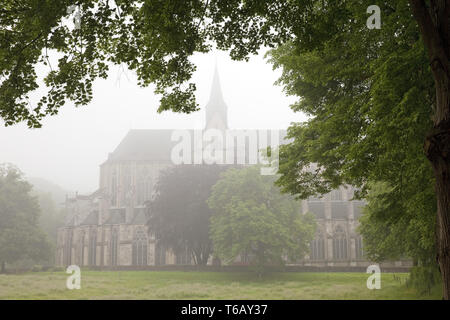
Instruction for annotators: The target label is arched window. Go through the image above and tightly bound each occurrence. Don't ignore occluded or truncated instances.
[110,229,119,266]
[310,233,325,260]
[332,226,348,260]
[355,236,364,259]
[64,229,73,266]
[132,228,148,266]
[88,229,97,266]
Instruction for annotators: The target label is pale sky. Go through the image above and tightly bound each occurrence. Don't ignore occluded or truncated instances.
[0,49,307,193]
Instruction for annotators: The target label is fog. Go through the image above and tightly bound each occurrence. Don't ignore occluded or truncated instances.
[0,50,306,193]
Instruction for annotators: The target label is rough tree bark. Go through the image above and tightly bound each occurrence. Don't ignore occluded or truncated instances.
[410,0,450,299]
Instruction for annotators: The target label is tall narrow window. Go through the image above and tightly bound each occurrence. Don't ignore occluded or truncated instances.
[132,228,148,266]
[111,169,117,206]
[110,229,119,266]
[89,229,97,266]
[79,231,85,266]
[310,235,325,260]
[332,226,348,260]
[64,229,73,266]
[355,236,364,259]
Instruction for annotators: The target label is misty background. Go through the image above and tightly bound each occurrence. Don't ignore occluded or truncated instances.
[0,49,306,194]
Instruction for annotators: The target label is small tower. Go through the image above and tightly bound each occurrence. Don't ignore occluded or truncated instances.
[205,65,228,130]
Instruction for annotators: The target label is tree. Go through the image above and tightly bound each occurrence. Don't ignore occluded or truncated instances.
[268,3,435,267]
[265,1,449,298]
[0,164,51,272]
[147,164,229,265]
[208,166,316,272]
[1,0,448,298]
[34,192,65,264]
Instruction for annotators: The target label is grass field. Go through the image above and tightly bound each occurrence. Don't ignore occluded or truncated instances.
[0,271,442,300]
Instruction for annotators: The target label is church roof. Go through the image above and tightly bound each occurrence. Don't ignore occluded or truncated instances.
[130,208,148,225]
[104,208,126,225]
[105,129,177,162]
[104,128,289,164]
[80,210,99,226]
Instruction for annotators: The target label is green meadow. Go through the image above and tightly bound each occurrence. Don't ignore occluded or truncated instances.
[0,271,441,300]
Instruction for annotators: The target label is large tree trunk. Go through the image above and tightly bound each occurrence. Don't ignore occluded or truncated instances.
[410,0,450,299]
[426,122,450,299]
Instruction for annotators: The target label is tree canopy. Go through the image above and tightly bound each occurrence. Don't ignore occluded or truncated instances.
[269,2,434,199]
[266,0,439,284]
[1,0,295,127]
[2,0,426,128]
[208,166,316,270]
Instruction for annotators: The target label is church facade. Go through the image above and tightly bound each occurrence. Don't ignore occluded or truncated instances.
[56,69,409,268]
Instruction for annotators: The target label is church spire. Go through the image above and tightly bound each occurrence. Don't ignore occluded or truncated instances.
[205,64,228,130]
[209,64,223,102]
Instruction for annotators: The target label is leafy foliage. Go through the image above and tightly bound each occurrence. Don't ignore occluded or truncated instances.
[0,0,284,127]
[208,166,316,271]
[358,182,436,265]
[147,164,229,265]
[1,0,401,128]
[267,1,437,269]
[0,164,52,270]
[270,1,434,199]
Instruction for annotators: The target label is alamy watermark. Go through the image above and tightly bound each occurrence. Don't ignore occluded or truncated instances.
[367,5,381,29]
[366,264,381,290]
[170,129,280,175]
[66,265,81,290]
[66,5,380,32]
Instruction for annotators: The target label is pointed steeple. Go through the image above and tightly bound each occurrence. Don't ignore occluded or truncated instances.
[205,64,228,130]
[209,64,224,102]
